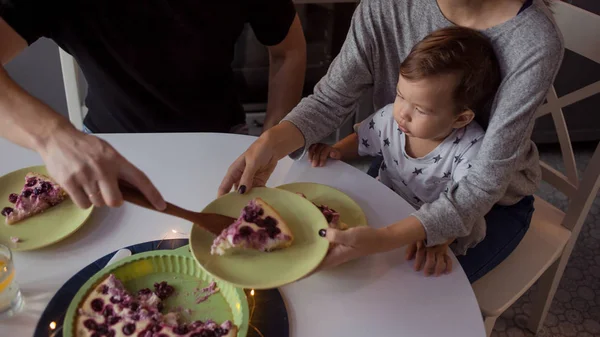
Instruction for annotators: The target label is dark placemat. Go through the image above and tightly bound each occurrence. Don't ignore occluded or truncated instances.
[34,239,289,337]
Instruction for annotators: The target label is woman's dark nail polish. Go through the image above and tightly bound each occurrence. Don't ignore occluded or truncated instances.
[318,229,327,237]
[238,185,247,194]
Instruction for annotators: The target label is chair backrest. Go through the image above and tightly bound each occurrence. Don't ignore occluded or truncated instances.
[58,48,86,130]
[534,0,600,238]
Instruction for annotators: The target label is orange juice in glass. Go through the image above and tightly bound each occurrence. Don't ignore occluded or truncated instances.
[0,244,23,317]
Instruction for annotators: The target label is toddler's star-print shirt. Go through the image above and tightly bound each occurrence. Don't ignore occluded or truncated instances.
[357,104,484,209]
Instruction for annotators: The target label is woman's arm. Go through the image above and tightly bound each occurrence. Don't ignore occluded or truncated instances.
[218,1,376,194]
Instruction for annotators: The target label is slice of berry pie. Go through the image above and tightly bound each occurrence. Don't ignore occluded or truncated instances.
[2,172,68,225]
[315,204,348,230]
[75,274,237,337]
[296,193,348,230]
[210,198,294,256]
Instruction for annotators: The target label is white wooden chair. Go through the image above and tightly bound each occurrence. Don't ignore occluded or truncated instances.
[471,1,600,335]
[58,48,87,130]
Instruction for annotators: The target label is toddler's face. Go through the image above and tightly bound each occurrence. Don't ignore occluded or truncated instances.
[393,73,473,141]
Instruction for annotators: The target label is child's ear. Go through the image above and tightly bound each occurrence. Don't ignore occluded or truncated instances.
[452,109,475,129]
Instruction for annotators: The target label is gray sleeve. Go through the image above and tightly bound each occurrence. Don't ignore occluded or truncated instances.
[282,0,374,158]
[413,38,564,246]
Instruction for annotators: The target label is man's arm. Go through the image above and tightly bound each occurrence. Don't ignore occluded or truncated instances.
[0,18,166,211]
[263,14,306,131]
[282,1,374,156]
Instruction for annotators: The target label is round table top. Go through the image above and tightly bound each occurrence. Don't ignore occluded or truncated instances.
[0,133,485,337]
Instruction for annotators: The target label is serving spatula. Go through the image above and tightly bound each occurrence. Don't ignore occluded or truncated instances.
[118,181,235,236]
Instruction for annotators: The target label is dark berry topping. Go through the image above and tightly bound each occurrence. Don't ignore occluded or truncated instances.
[122,323,136,335]
[154,281,175,300]
[172,325,189,335]
[91,333,101,337]
[190,321,204,329]
[137,288,152,296]
[83,319,97,331]
[90,298,104,312]
[25,177,37,187]
[157,302,164,312]
[131,314,140,321]
[157,335,169,337]
[214,328,227,336]
[102,305,114,317]
[110,296,122,304]
[33,187,41,196]
[149,324,163,333]
[1,207,13,217]
[108,316,121,326]
[8,193,18,203]
[96,324,109,334]
[200,330,216,337]
[265,226,281,239]
[100,285,109,294]
[22,189,32,198]
[129,302,139,311]
[40,181,52,192]
[242,205,262,223]
[238,226,253,238]
[255,216,278,228]
[107,331,116,337]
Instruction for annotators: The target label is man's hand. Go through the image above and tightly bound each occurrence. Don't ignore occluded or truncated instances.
[39,128,166,210]
[308,143,342,167]
[405,239,454,277]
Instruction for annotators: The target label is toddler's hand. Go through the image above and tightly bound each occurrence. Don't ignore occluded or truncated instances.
[405,239,454,277]
[308,143,341,167]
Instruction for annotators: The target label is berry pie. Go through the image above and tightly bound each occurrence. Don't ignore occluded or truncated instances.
[296,193,348,230]
[210,198,294,256]
[75,274,237,337]
[2,172,68,225]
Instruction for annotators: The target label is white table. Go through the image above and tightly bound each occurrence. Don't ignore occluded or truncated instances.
[1,133,485,337]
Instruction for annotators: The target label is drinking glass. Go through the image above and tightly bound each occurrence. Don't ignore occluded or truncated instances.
[0,244,24,318]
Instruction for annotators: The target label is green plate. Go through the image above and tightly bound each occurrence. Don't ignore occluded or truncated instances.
[277,182,368,229]
[0,165,93,251]
[190,187,330,289]
[64,246,249,337]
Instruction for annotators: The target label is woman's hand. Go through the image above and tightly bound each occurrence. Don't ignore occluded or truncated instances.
[218,137,278,196]
[317,226,388,270]
[405,239,454,276]
[38,128,166,210]
[218,122,305,196]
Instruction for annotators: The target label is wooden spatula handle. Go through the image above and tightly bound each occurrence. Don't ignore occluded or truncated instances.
[118,181,198,223]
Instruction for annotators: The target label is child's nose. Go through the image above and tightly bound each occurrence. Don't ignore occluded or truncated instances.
[399,106,412,122]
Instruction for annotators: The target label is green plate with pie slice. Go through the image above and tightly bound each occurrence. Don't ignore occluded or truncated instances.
[63,246,249,337]
[0,165,93,251]
[276,182,368,229]
[190,187,329,290]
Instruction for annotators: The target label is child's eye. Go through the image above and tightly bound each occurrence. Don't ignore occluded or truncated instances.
[416,108,427,115]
